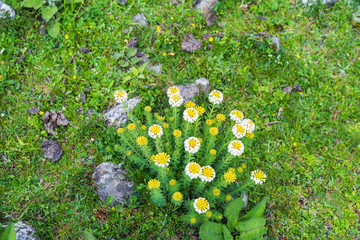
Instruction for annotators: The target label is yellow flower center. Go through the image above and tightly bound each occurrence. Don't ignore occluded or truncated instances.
[246,132,254,139]
[169,179,176,186]
[224,171,236,183]
[150,125,161,134]
[232,141,243,150]
[213,188,221,196]
[117,128,124,134]
[171,94,181,102]
[163,123,169,128]
[116,91,126,98]
[206,119,213,125]
[216,114,226,121]
[188,139,198,149]
[229,168,235,173]
[136,136,148,146]
[236,125,245,134]
[211,91,221,98]
[190,218,196,223]
[186,109,197,118]
[169,87,179,94]
[172,192,182,201]
[210,149,217,155]
[185,101,196,108]
[154,153,170,165]
[188,163,200,174]
[173,130,182,137]
[127,123,136,130]
[148,179,160,189]
[253,170,266,181]
[195,198,209,211]
[234,110,243,119]
[201,167,215,178]
[237,167,243,173]
[209,127,218,135]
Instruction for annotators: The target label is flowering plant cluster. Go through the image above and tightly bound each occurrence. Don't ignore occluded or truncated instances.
[114,87,266,225]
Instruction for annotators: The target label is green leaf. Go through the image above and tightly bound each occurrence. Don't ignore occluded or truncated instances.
[224,198,245,232]
[122,75,132,83]
[106,195,113,204]
[127,48,137,58]
[113,51,124,60]
[48,21,60,38]
[21,0,43,9]
[0,223,15,240]
[242,197,268,221]
[119,60,129,68]
[222,225,234,240]
[235,217,266,232]
[130,57,141,64]
[239,227,266,240]
[199,222,224,240]
[82,230,96,240]
[42,6,58,22]
[131,67,139,76]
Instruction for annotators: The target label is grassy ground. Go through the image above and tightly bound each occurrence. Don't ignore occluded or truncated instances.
[1,0,360,239]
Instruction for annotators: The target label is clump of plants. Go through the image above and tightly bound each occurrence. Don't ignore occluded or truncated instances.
[113,87,267,226]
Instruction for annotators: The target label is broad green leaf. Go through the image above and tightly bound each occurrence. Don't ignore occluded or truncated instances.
[122,75,132,83]
[127,48,137,58]
[42,6,58,22]
[222,225,234,240]
[199,222,224,240]
[48,21,60,38]
[130,57,141,64]
[224,198,245,232]
[106,195,113,204]
[82,230,96,240]
[131,67,139,76]
[137,74,145,79]
[22,0,43,9]
[113,51,124,60]
[242,197,268,221]
[119,60,129,68]
[235,217,266,232]
[239,227,266,240]
[0,223,15,240]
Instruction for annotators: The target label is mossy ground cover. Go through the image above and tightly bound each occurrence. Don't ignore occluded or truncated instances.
[1,0,360,239]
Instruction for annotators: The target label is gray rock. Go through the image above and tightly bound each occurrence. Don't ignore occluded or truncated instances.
[40,139,63,163]
[92,162,134,205]
[12,221,38,240]
[271,36,280,52]
[302,0,338,6]
[132,13,149,27]
[80,47,91,54]
[118,0,127,4]
[293,84,303,92]
[128,38,138,48]
[282,86,292,94]
[205,10,217,26]
[181,33,202,52]
[28,107,40,115]
[0,0,15,18]
[195,0,217,17]
[176,78,210,102]
[80,92,86,103]
[148,64,163,74]
[104,97,142,128]
[77,107,84,114]
[42,110,69,134]
[241,191,248,209]
[86,108,95,116]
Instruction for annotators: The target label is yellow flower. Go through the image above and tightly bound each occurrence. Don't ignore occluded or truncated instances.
[194,197,210,213]
[155,114,165,120]
[112,207,115,211]
[0,61,4,65]
[190,218,196,223]
[218,214,223,220]
[126,150,132,156]
[185,101,196,109]
[0,75,2,79]
[136,136,148,146]
[151,155,156,161]
[206,211,212,217]
[117,128,124,134]
[170,52,175,56]
[172,192,182,201]
[141,125,147,130]
[145,106,152,112]
[198,138,203,143]
[65,34,69,39]
[171,17,174,20]
[148,179,160,189]
[237,167,243,173]
[209,127,218,135]
[209,37,214,42]
[224,171,236,183]
[39,111,44,115]
[154,152,171,167]
[297,55,301,59]
[246,132,254,139]
[191,23,195,27]
[216,114,226,122]
[73,75,77,80]
[173,129,182,137]
[213,188,221,196]
[127,123,136,130]
[169,179,176,186]
[225,195,232,202]
[195,106,205,115]
[242,164,246,169]
[206,119,213,125]
[163,52,167,56]
[169,117,174,121]
[272,113,275,116]
[163,123,169,128]
[156,26,161,34]
[293,142,297,146]
[210,149,216,155]
[90,25,93,28]
[228,167,235,173]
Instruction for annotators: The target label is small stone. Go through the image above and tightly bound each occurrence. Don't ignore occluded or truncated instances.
[176,78,210,102]
[14,221,38,240]
[217,22,222,28]
[271,36,280,52]
[28,107,40,115]
[122,29,129,33]
[293,84,303,92]
[194,0,218,18]
[92,162,134,205]
[87,108,95,116]
[128,38,138,48]
[104,97,142,129]
[80,47,91,54]
[206,44,213,50]
[148,64,163,74]
[0,0,16,18]
[77,107,84,114]
[205,11,217,26]
[282,86,292,94]
[40,178,45,185]
[41,139,63,163]
[302,0,338,6]
[42,110,69,134]
[131,13,149,27]
[80,92,86,103]
[202,33,212,41]
[181,33,202,52]
[118,0,127,4]
[40,25,46,35]
[172,0,178,6]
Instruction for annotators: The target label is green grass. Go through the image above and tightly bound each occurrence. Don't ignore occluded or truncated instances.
[1,0,360,239]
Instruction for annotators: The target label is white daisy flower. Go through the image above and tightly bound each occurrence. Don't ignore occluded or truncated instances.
[209,90,223,105]
[169,93,183,107]
[185,162,201,179]
[228,140,244,156]
[184,137,201,154]
[199,166,216,182]
[154,152,171,168]
[194,197,210,214]
[242,119,255,133]
[114,90,128,103]
[251,170,266,185]
[167,86,180,97]
[183,108,199,123]
[229,110,244,123]
[148,124,163,139]
[231,123,247,139]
